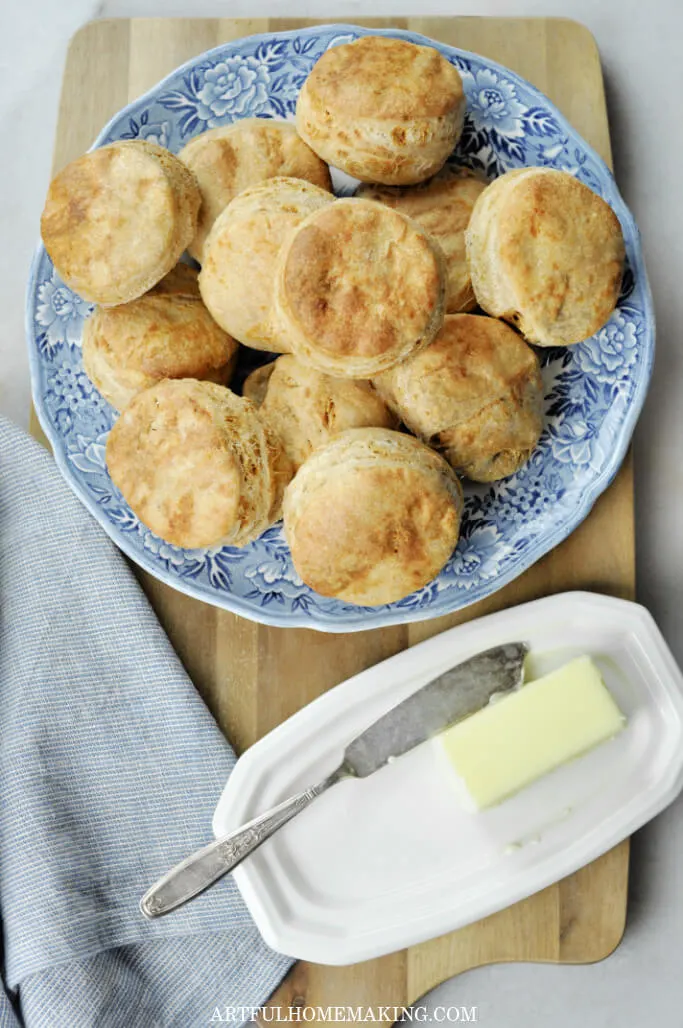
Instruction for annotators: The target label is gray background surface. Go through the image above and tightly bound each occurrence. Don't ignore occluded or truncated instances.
[3,0,682,1022]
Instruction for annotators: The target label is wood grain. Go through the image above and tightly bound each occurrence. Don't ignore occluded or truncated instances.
[34,17,631,1019]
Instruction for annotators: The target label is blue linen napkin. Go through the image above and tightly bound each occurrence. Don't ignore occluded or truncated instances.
[0,416,293,1026]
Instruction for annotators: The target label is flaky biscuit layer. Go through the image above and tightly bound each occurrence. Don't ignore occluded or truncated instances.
[106,380,292,548]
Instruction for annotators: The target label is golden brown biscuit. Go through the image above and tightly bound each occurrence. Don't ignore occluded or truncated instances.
[466,167,625,346]
[199,177,334,352]
[179,119,332,262]
[106,380,292,549]
[357,167,487,312]
[82,291,239,412]
[41,140,201,305]
[283,427,463,605]
[245,354,398,469]
[274,198,446,377]
[148,262,201,299]
[373,314,544,482]
[296,35,465,185]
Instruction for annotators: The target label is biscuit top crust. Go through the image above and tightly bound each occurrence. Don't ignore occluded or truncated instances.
[41,141,182,301]
[496,169,625,343]
[281,199,443,363]
[283,427,462,604]
[304,36,463,121]
[289,463,458,600]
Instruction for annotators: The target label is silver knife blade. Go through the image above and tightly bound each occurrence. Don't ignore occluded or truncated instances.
[343,642,528,777]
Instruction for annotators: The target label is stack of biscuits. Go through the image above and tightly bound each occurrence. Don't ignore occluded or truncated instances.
[40,34,625,606]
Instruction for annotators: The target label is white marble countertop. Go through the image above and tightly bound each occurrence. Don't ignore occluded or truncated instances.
[3,0,683,1022]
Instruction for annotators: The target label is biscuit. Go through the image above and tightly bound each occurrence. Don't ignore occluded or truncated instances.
[106,380,292,549]
[199,177,334,352]
[283,427,463,605]
[41,140,201,305]
[82,291,239,412]
[465,167,625,346]
[245,354,398,469]
[374,314,544,482]
[179,119,332,262]
[357,166,486,312]
[296,35,465,185]
[274,198,446,377]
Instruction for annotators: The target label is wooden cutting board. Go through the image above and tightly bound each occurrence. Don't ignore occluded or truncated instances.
[33,16,632,1018]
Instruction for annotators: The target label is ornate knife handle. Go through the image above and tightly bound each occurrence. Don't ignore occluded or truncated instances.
[140,765,350,919]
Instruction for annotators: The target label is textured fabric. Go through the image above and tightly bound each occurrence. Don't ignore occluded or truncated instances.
[0,416,292,1026]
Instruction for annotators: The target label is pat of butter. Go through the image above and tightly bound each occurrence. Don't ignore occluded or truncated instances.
[438,655,625,810]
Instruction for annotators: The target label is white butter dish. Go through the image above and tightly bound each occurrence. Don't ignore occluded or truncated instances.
[213,592,683,965]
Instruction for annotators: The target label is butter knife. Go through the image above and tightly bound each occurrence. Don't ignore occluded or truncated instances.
[140,641,528,919]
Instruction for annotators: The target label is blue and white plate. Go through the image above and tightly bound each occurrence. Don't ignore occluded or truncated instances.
[26,24,654,632]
